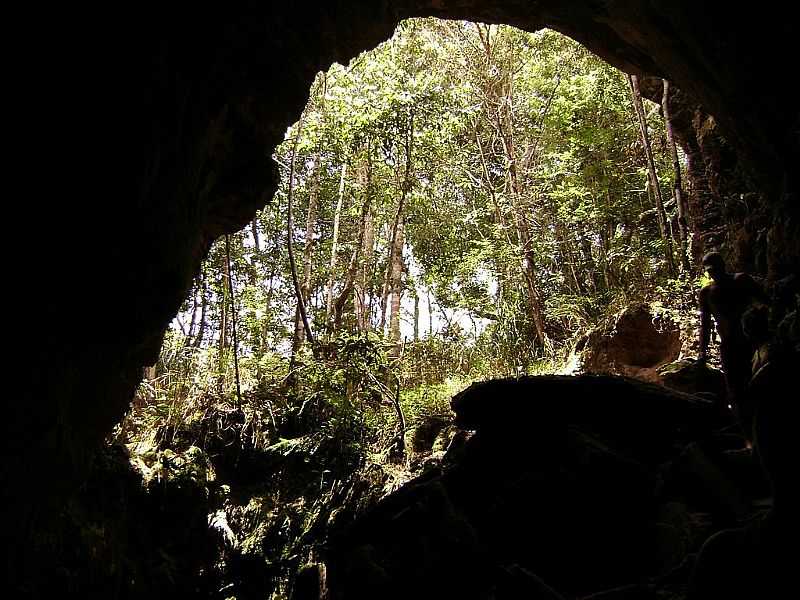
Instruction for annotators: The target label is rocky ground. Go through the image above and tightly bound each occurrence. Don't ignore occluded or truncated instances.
[318,373,768,600]
[37,304,778,600]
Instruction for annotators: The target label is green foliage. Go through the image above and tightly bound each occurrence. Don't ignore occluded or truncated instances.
[120,19,702,460]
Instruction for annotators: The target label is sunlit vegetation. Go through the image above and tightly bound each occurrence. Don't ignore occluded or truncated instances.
[120,17,697,462]
[115,23,699,591]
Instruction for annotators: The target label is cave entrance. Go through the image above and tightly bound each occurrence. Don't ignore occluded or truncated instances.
[113,18,704,599]
[15,3,798,597]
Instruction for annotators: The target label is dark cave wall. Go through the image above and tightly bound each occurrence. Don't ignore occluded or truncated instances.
[10,0,799,583]
[13,1,402,555]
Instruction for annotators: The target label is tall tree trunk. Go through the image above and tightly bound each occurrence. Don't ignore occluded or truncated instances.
[662,79,690,272]
[334,155,374,330]
[596,185,616,292]
[366,227,380,332]
[413,288,419,342]
[193,267,208,348]
[262,198,282,351]
[252,217,261,252]
[293,152,322,347]
[578,224,599,293]
[290,307,302,361]
[218,252,229,377]
[388,216,405,355]
[293,78,328,351]
[496,71,548,346]
[629,74,676,275]
[325,163,347,328]
[427,289,434,337]
[184,277,200,347]
[357,199,375,332]
[353,147,375,333]
[286,110,314,362]
[225,234,243,408]
[248,215,261,285]
[473,121,510,241]
[380,111,414,335]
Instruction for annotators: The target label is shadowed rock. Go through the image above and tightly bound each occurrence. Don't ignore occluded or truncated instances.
[325,375,717,599]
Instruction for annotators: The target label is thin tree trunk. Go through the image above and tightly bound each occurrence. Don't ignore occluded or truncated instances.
[252,216,261,251]
[496,72,547,346]
[474,121,509,238]
[629,74,676,275]
[354,147,375,333]
[184,278,200,347]
[219,254,229,360]
[413,288,419,342]
[662,78,690,271]
[217,252,229,389]
[333,246,359,331]
[427,290,434,337]
[297,77,327,341]
[293,152,322,347]
[225,234,242,409]
[596,185,616,292]
[325,163,347,327]
[262,199,282,351]
[380,111,414,334]
[247,215,261,285]
[366,227,380,332]
[286,111,314,354]
[335,155,374,330]
[193,268,209,349]
[578,225,599,293]
[388,216,405,354]
[358,197,375,332]
[390,374,406,462]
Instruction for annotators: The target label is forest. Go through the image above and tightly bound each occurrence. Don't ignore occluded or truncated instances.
[131,19,693,429]
[32,15,797,600]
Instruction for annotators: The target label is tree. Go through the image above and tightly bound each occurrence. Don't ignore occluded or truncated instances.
[662,79,691,272]
[162,18,695,409]
[629,74,676,275]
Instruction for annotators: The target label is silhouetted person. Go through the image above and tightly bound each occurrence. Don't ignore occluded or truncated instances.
[698,252,766,428]
[773,275,799,349]
[689,347,797,599]
[742,306,770,371]
[740,305,771,436]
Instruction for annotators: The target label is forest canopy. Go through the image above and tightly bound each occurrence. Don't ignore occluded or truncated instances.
[129,18,696,459]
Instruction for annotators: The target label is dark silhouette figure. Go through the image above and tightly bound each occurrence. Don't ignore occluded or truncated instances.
[739,305,772,436]
[698,252,766,426]
[742,305,771,374]
[688,347,797,599]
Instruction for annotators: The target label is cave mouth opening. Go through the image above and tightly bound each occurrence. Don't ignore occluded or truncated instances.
[108,17,711,600]
[14,5,799,598]
[121,16,690,445]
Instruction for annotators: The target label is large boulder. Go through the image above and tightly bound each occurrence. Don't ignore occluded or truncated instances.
[576,305,681,382]
[325,375,716,599]
[658,358,726,403]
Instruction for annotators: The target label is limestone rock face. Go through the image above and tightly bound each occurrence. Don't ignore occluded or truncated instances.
[577,305,681,382]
